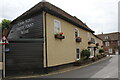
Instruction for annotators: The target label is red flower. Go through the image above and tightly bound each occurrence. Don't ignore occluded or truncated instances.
[60,32,64,35]
[77,37,82,39]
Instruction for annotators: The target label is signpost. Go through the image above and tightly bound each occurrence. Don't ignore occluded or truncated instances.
[0,36,9,78]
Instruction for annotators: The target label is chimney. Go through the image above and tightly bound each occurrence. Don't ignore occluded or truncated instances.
[41,0,47,2]
[102,32,103,35]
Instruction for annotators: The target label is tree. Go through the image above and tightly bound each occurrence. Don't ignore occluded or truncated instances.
[0,19,11,36]
[0,19,11,30]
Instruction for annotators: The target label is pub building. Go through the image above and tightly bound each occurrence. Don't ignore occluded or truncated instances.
[5,0,103,76]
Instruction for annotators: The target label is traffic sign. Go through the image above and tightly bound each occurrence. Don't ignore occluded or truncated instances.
[0,36,9,45]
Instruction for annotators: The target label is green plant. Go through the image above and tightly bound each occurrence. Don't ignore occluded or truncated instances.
[96,54,100,59]
[54,32,65,39]
[99,49,104,54]
[91,57,97,62]
[0,19,11,29]
[81,49,90,60]
[102,54,107,57]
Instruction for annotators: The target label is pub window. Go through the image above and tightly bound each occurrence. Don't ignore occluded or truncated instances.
[118,41,120,46]
[108,49,112,53]
[95,38,97,44]
[54,19,61,33]
[75,28,79,38]
[105,36,108,39]
[105,41,109,46]
[88,32,91,40]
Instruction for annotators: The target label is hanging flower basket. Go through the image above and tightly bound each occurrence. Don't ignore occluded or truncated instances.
[76,37,82,42]
[101,45,103,48]
[54,32,65,39]
[96,43,99,46]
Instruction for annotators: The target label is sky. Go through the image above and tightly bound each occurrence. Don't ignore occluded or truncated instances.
[0,0,119,34]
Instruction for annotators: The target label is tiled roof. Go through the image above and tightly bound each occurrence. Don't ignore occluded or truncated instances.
[11,1,94,33]
[97,32,120,41]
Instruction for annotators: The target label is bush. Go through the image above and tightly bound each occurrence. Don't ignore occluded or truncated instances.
[91,57,98,62]
[97,54,101,59]
[99,49,104,54]
[81,49,90,60]
[102,54,107,57]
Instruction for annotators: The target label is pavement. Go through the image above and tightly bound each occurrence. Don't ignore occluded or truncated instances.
[4,55,119,80]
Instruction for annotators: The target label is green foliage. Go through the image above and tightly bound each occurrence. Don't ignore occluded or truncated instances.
[0,19,11,30]
[99,49,104,54]
[81,49,90,59]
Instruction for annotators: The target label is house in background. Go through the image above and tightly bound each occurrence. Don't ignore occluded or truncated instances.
[97,32,120,55]
[6,0,103,76]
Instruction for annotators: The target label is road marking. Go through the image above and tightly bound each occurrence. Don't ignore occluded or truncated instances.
[11,56,112,79]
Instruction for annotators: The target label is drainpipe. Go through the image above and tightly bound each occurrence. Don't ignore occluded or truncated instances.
[44,12,48,74]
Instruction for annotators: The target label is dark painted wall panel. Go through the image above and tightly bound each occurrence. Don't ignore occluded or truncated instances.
[5,41,44,76]
[6,13,44,76]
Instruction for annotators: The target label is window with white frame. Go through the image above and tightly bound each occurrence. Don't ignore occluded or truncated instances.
[95,38,97,44]
[76,48,80,60]
[108,49,112,53]
[75,28,79,38]
[89,48,94,57]
[118,41,120,46]
[105,41,109,46]
[88,32,91,40]
[105,36,108,39]
[54,19,61,33]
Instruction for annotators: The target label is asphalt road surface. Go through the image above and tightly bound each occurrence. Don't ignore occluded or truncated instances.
[5,55,120,80]
[41,55,118,78]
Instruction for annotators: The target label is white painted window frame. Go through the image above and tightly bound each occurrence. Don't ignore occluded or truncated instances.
[89,48,94,58]
[108,49,112,53]
[105,41,109,46]
[75,28,79,38]
[54,19,61,34]
[88,32,91,40]
[118,41,120,46]
[76,48,80,60]
[105,36,108,39]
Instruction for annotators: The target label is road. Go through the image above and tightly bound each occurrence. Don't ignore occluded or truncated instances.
[41,55,118,78]
[4,55,120,80]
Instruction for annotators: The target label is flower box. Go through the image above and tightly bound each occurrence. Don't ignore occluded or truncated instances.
[76,37,82,42]
[54,32,65,39]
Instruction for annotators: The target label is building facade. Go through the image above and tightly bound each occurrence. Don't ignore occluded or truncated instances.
[97,32,120,55]
[6,1,103,76]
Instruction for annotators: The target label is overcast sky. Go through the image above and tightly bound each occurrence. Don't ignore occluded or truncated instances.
[0,0,119,34]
